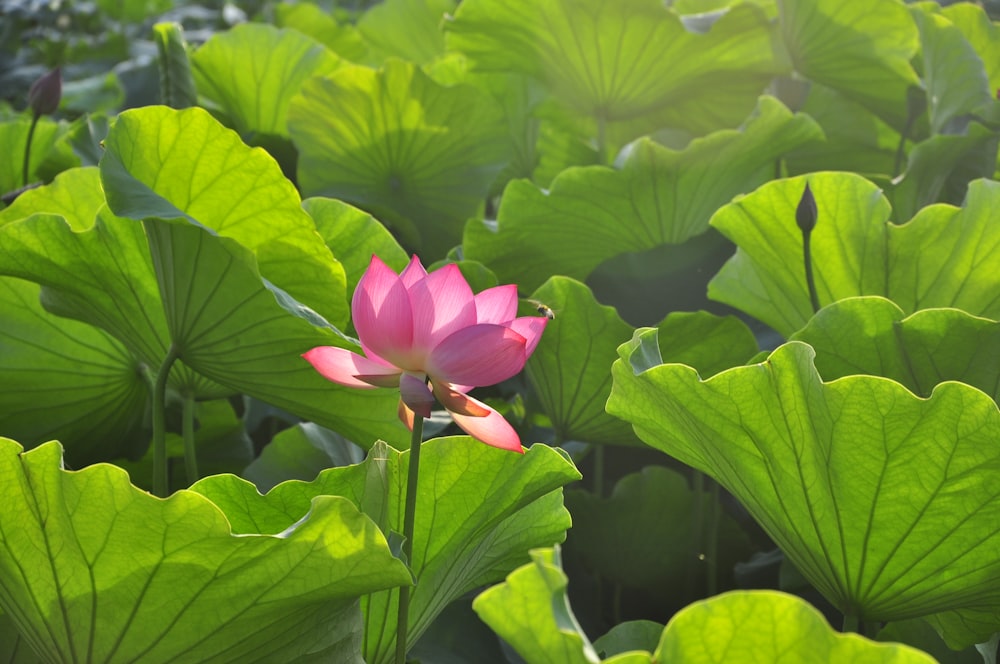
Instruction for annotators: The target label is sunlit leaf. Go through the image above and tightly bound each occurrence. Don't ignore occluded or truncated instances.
[777,0,921,130]
[0,276,147,466]
[191,23,341,138]
[0,438,410,663]
[446,0,785,139]
[275,2,368,62]
[464,96,821,291]
[708,173,1000,336]
[193,437,580,664]
[358,0,454,64]
[289,59,509,255]
[100,105,349,328]
[0,117,77,195]
[792,296,1000,402]
[242,422,364,493]
[153,22,197,109]
[609,338,1000,625]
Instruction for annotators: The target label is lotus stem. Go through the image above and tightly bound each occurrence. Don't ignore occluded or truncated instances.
[151,345,180,497]
[395,414,424,664]
[707,478,721,596]
[842,612,859,634]
[182,392,199,485]
[592,444,605,497]
[22,114,40,188]
[802,231,820,314]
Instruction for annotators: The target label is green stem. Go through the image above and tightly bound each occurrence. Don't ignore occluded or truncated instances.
[151,345,180,498]
[802,229,820,313]
[596,113,607,164]
[181,392,199,485]
[687,471,706,599]
[591,445,605,498]
[706,479,721,596]
[842,612,859,634]
[395,415,424,664]
[22,113,40,188]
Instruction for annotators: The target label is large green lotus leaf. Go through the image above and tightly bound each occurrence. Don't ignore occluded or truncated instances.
[784,84,899,177]
[0,438,410,663]
[445,0,784,139]
[0,117,77,196]
[464,96,821,292]
[191,23,341,138]
[274,2,368,63]
[95,0,168,21]
[289,59,509,255]
[242,422,364,493]
[193,437,580,664]
[709,173,1000,336]
[358,0,454,64]
[565,466,753,592]
[523,277,637,446]
[792,296,1000,401]
[889,121,998,224]
[656,591,935,663]
[777,0,921,130]
[100,105,348,328]
[911,5,992,136]
[0,212,408,447]
[654,310,758,378]
[0,166,105,230]
[0,276,147,466]
[154,22,197,109]
[0,608,42,664]
[877,618,982,663]
[608,337,1000,624]
[302,197,408,296]
[943,3,1000,95]
[475,549,932,664]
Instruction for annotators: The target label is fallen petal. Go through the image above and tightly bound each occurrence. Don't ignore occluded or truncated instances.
[303,346,400,388]
[428,324,527,386]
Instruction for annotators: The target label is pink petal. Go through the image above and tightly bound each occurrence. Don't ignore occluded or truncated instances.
[427,324,527,386]
[432,381,490,416]
[441,391,523,453]
[408,262,476,353]
[400,255,428,288]
[398,399,415,431]
[474,285,518,324]
[303,346,400,389]
[508,316,548,357]
[400,372,434,418]
[353,255,414,365]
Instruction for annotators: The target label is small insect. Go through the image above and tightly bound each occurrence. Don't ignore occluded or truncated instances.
[527,299,556,320]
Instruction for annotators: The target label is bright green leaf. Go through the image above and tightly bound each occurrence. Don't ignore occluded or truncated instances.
[792,296,1000,401]
[242,422,364,493]
[609,339,1000,624]
[153,22,197,109]
[709,173,1000,336]
[593,621,663,660]
[777,0,921,130]
[289,59,509,255]
[655,311,758,378]
[0,438,410,663]
[0,276,147,466]
[275,2,368,62]
[303,197,408,296]
[523,277,637,446]
[358,0,454,64]
[446,0,785,139]
[474,547,602,664]
[193,437,580,664]
[0,212,408,448]
[95,0,169,21]
[656,591,936,663]
[0,117,77,195]
[100,105,349,329]
[191,23,341,138]
[0,166,106,230]
[464,96,821,291]
[942,3,1000,96]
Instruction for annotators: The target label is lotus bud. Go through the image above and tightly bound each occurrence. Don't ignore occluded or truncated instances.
[27,67,61,117]
[796,182,817,234]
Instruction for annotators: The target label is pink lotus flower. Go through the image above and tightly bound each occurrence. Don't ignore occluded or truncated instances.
[303,255,548,452]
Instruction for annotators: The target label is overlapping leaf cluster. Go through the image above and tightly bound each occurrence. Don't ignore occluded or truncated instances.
[3,0,1000,661]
